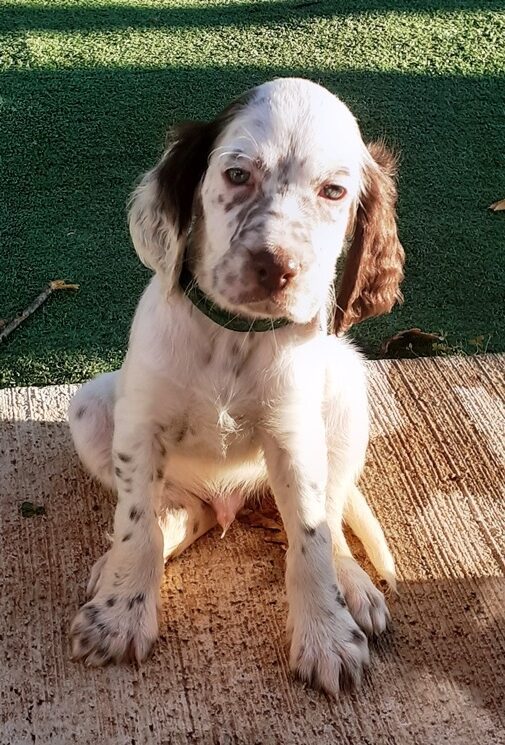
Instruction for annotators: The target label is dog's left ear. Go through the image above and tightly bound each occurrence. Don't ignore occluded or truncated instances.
[334,141,405,334]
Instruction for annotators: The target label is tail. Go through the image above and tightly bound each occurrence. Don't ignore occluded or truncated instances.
[344,484,397,592]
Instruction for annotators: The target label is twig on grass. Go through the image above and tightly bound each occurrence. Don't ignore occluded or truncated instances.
[0,280,79,344]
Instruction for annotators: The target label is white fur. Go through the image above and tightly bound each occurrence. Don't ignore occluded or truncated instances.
[68,78,396,696]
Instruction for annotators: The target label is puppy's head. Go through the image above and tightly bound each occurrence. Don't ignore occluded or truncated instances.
[129,78,404,330]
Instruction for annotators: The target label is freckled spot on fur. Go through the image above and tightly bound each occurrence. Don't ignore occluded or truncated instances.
[173,422,188,444]
[332,584,346,607]
[193,521,199,535]
[304,526,316,537]
[85,605,98,623]
[122,533,132,542]
[76,406,86,419]
[114,467,122,478]
[156,468,163,480]
[129,506,142,523]
[117,453,131,463]
[128,593,145,610]
[224,190,251,213]
[301,544,306,555]
[106,597,116,607]
[217,194,224,204]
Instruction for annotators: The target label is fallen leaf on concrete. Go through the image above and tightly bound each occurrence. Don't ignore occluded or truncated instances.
[238,496,288,549]
[238,511,284,532]
[264,534,288,550]
[489,198,505,212]
[380,328,445,358]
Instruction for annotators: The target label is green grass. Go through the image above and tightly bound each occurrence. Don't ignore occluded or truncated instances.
[1,0,504,386]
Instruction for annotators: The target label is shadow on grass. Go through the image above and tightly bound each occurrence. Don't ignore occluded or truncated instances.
[0,63,504,385]
[4,0,505,34]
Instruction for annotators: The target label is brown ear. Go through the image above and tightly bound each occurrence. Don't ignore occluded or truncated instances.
[128,92,254,290]
[334,141,405,334]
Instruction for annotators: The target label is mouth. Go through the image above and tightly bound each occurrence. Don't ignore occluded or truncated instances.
[180,264,293,331]
[235,294,290,318]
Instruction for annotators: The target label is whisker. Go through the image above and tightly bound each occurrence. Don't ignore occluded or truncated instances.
[238,128,260,151]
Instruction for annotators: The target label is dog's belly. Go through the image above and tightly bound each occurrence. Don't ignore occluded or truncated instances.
[164,449,267,531]
[158,406,267,531]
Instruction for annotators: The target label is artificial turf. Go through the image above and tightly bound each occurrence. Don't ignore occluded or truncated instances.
[1,0,504,386]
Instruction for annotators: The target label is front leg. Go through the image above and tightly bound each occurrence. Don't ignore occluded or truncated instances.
[71,398,165,665]
[260,417,369,697]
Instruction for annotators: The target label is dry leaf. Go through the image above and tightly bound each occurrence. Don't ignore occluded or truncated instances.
[238,499,288,549]
[237,510,283,533]
[264,534,288,550]
[489,198,505,212]
[380,328,444,358]
[469,336,485,347]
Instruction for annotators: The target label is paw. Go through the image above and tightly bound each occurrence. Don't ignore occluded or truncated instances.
[288,607,369,697]
[71,590,159,666]
[334,556,390,637]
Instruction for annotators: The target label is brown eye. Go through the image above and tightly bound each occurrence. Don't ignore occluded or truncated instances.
[225,167,251,185]
[319,184,346,201]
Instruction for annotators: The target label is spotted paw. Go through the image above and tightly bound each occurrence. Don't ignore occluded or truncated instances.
[71,589,159,665]
[334,556,390,637]
[288,606,369,696]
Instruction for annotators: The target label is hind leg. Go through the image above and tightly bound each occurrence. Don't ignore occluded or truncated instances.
[86,483,217,600]
[68,371,118,489]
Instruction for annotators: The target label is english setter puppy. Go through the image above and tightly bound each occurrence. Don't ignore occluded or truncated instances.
[69,77,404,696]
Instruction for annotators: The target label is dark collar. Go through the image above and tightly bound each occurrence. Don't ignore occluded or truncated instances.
[179,264,292,333]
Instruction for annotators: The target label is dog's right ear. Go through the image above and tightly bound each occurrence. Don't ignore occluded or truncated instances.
[128,120,218,291]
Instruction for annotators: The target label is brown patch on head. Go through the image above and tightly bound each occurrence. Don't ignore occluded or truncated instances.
[224,272,238,286]
[334,141,405,334]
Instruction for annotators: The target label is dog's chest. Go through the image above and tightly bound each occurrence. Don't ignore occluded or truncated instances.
[159,333,267,460]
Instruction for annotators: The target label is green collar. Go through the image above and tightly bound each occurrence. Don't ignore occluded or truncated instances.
[179,264,292,333]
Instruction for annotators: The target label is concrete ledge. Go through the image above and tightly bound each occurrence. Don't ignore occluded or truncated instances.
[1,356,504,744]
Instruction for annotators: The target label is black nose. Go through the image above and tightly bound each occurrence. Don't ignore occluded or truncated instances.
[250,249,299,293]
